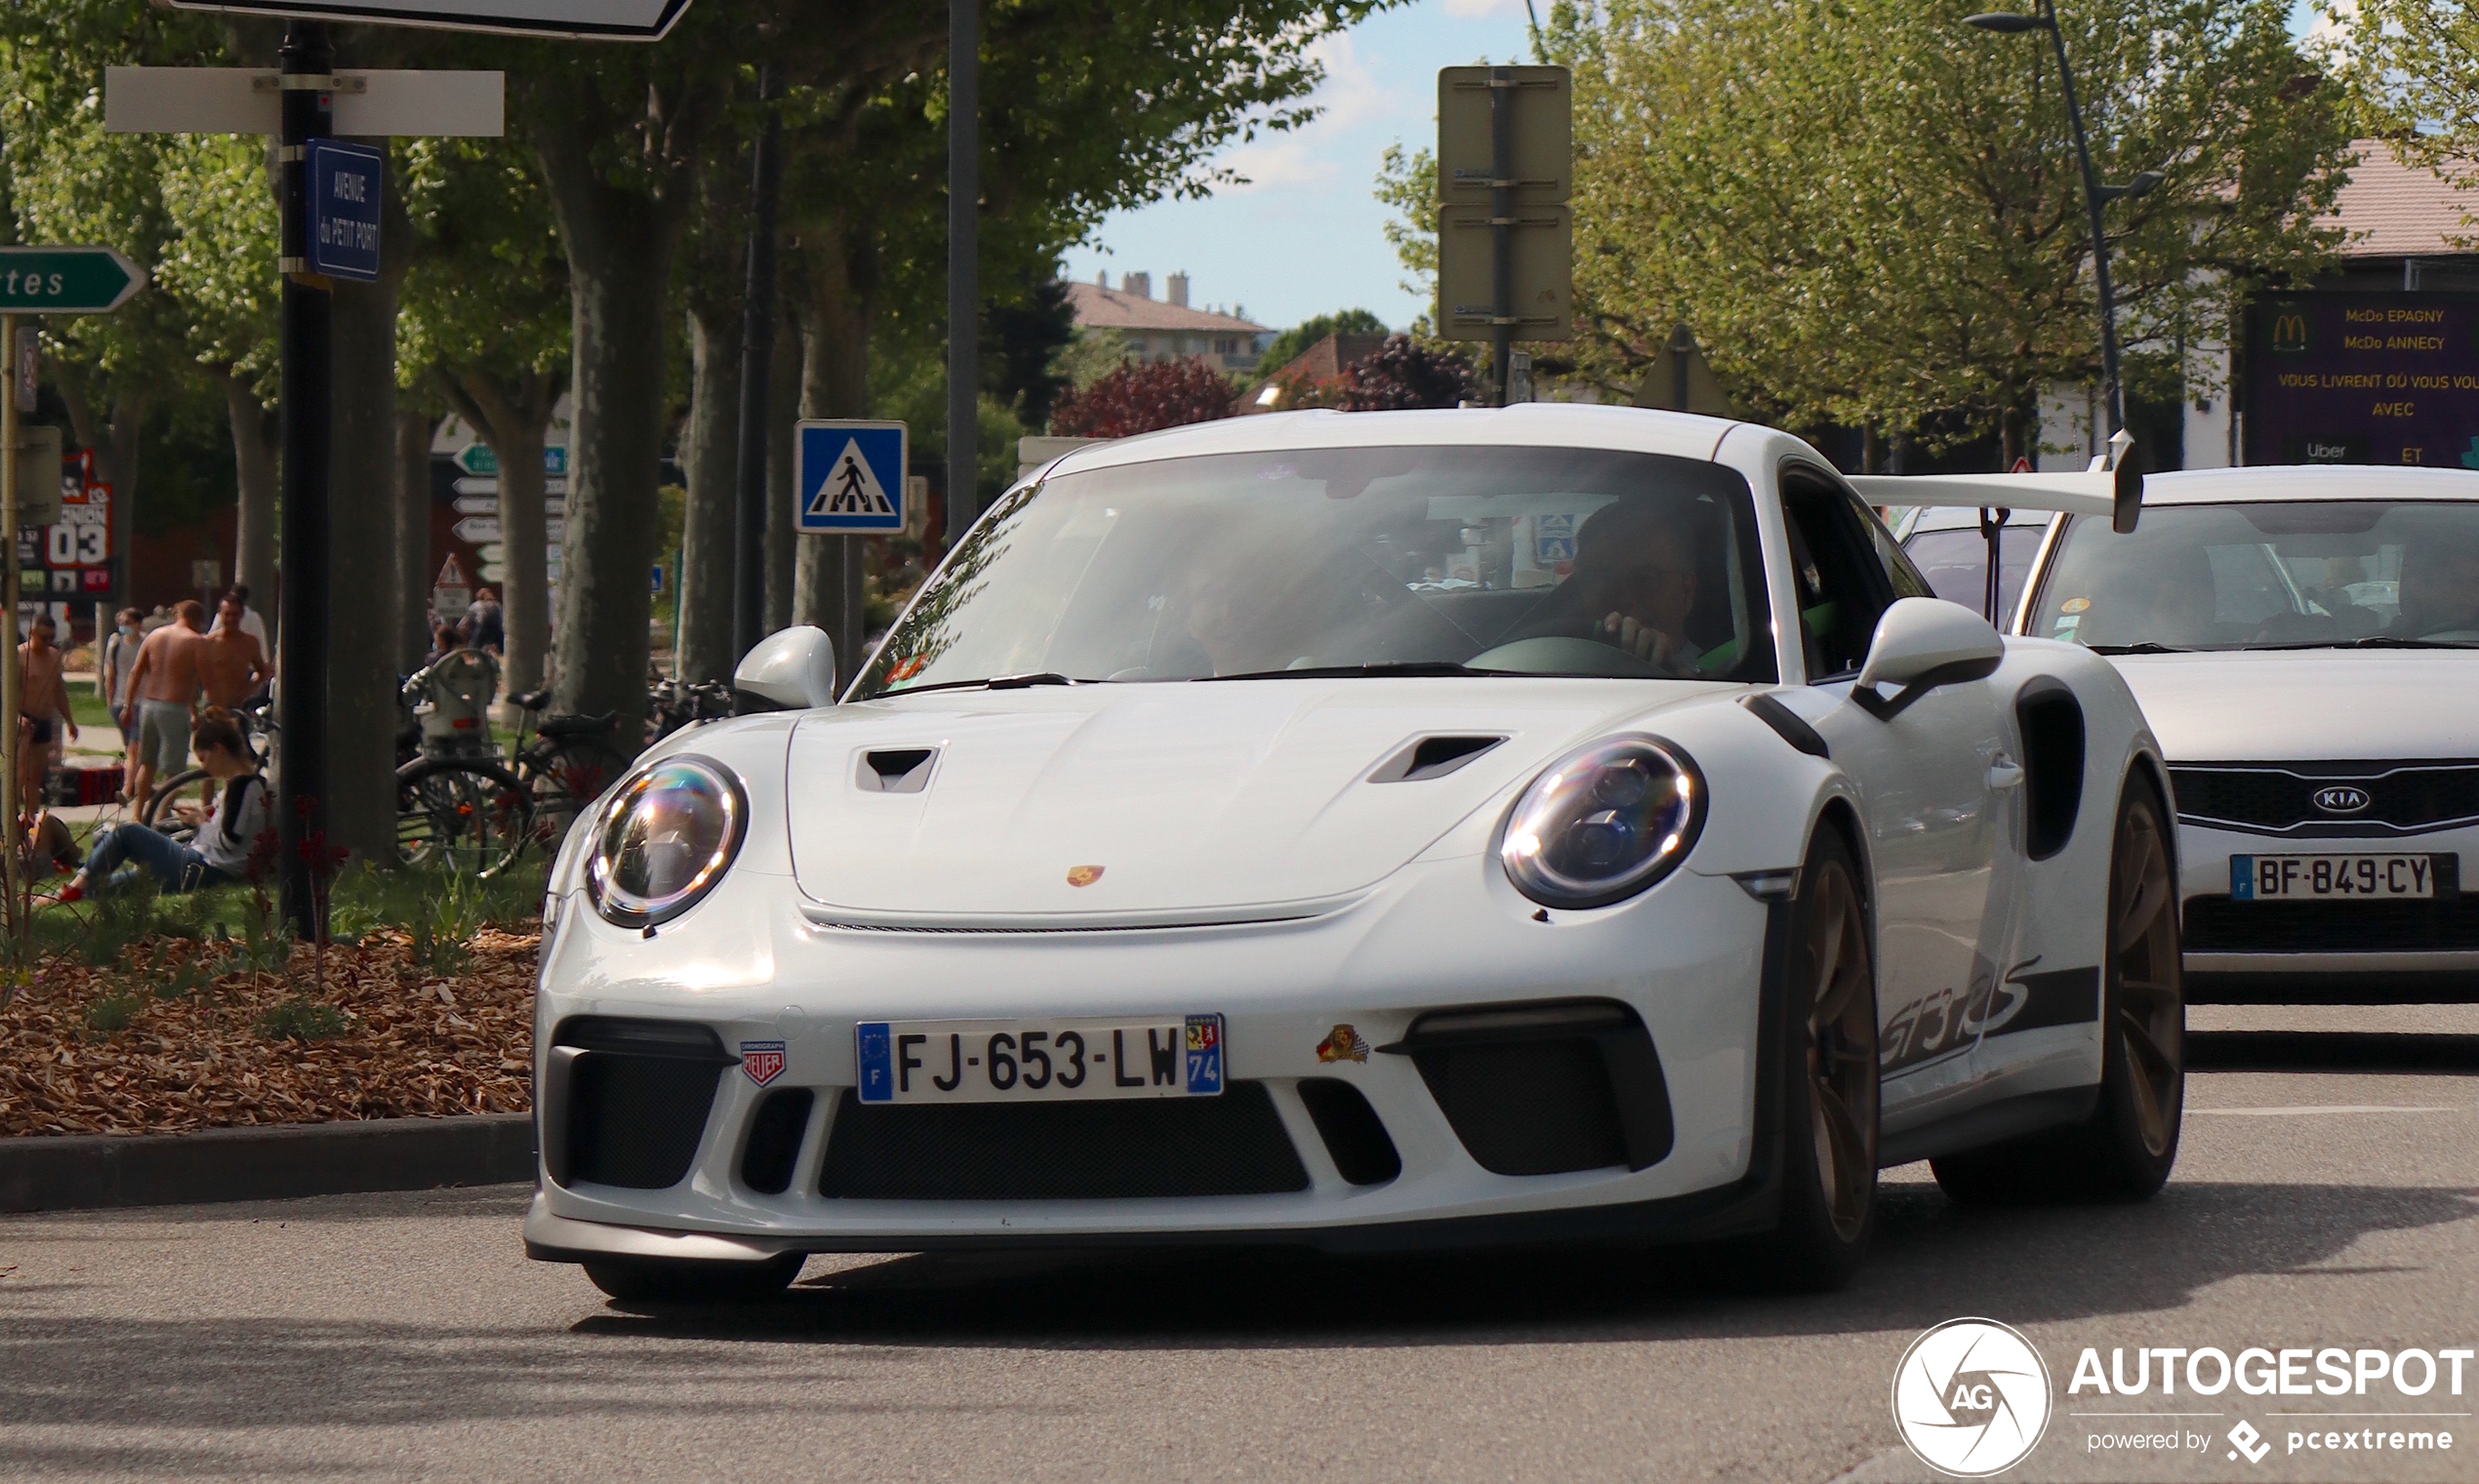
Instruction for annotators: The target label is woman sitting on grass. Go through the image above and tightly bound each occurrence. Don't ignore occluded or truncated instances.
[45,710,268,903]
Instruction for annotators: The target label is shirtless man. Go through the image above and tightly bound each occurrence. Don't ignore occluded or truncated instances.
[119,599,207,812]
[16,613,77,818]
[196,591,272,712]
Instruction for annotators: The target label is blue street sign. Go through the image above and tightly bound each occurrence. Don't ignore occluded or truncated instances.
[795,421,906,534]
[306,140,383,283]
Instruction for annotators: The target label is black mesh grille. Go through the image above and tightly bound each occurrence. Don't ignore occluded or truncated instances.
[1413,1038,1628,1177]
[1296,1078,1402,1185]
[566,1054,723,1189]
[2186,893,2479,954]
[740,1088,815,1195]
[2172,763,2479,834]
[819,1082,1309,1200]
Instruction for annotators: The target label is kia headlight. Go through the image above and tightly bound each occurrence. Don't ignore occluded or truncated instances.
[1501,736,1704,909]
[587,756,747,928]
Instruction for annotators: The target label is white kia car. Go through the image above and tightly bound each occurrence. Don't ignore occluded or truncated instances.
[525,406,2179,1302]
[1999,465,2479,1003]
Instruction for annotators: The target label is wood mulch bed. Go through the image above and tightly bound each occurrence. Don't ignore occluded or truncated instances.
[0,929,537,1137]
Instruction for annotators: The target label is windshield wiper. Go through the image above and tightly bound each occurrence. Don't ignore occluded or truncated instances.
[1197,661,1507,682]
[2084,642,2196,656]
[881,671,1085,698]
[2242,635,2479,651]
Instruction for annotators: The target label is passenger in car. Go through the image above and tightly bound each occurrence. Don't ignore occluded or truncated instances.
[2393,538,2479,639]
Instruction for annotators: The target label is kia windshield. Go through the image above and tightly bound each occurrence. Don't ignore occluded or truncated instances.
[852,445,1778,699]
[2028,501,2479,651]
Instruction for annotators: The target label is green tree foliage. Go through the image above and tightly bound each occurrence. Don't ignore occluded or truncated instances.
[1254,307,1389,378]
[1543,0,2351,459]
[2342,0,2479,200]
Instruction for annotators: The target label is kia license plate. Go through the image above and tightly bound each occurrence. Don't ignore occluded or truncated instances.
[855,1015,1224,1103]
[2231,855,2440,901]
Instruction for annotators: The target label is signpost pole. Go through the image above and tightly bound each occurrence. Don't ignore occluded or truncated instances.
[731,61,781,663]
[946,0,979,542]
[2,312,20,935]
[1488,65,1513,408]
[276,22,334,939]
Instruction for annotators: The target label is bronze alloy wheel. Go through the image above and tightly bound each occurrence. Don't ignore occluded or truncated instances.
[1804,856,1880,1240]
[2110,786,2183,1159]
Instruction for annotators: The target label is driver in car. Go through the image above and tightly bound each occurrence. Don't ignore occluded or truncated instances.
[1518,499,1704,671]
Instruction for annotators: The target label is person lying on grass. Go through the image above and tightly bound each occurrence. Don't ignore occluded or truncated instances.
[43,710,268,904]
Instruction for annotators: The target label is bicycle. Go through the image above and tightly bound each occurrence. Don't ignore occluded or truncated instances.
[647,675,736,742]
[506,689,634,845]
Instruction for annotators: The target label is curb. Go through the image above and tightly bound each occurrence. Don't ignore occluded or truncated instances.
[0,1113,537,1214]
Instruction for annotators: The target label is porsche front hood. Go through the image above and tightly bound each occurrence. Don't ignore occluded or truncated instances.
[783,679,1720,920]
[2112,650,2479,762]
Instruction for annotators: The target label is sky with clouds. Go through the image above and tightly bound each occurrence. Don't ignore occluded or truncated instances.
[1061,0,2328,339]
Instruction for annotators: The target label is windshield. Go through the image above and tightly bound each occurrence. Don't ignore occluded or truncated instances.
[2028,501,2479,651]
[851,444,1778,700]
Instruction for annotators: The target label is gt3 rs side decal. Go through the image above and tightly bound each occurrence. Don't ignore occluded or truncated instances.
[1881,959,2101,1073]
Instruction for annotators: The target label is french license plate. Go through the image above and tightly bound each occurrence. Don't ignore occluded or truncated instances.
[855,1014,1224,1104]
[2231,854,2440,901]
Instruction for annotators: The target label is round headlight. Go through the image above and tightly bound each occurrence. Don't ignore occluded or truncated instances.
[1500,736,1704,909]
[587,756,747,927]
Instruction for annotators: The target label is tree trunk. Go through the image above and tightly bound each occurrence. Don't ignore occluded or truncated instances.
[535,175,681,733]
[440,370,557,699]
[1860,422,1884,476]
[678,301,741,681]
[790,227,876,679]
[395,405,437,670]
[329,205,409,866]
[763,300,798,634]
[215,370,280,637]
[2001,402,2027,471]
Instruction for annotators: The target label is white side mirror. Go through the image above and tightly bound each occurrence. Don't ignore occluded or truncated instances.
[734,626,839,710]
[1855,597,2004,692]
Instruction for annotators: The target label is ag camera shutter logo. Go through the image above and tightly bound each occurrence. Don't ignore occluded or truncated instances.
[1892,1318,2053,1476]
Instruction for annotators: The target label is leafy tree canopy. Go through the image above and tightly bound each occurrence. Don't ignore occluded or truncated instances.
[1255,307,1390,378]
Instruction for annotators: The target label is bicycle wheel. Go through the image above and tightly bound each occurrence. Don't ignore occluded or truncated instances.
[396,757,535,877]
[143,768,211,845]
[520,737,632,845]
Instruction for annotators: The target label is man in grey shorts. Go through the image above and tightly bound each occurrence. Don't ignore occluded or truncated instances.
[118,598,207,813]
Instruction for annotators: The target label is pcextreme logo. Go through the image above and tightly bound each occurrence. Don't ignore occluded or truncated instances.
[1892,1318,2053,1477]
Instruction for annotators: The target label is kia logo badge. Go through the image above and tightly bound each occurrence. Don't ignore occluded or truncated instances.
[2314,785,2371,815]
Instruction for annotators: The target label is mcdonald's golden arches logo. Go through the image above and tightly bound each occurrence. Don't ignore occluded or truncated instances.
[2270,311,2310,353]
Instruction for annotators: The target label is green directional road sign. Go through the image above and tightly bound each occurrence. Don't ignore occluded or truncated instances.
[0,247,146,314]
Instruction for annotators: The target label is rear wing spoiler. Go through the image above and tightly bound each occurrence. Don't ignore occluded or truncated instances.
[1849,460,2143,534]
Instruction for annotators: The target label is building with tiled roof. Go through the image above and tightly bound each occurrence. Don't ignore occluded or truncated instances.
[1067,273,1272,374]
[2317,141,2479,290]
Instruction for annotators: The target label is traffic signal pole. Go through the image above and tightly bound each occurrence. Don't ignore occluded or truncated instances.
[947,0,979,541]
[1489,65,1513,407]
[731,63,781,664]
[277,22,335,938]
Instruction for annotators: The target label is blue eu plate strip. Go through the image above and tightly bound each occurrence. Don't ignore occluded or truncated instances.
[856,1022,893,1103]
[1184,1013,1224,1096]
[2231,857,2254,901]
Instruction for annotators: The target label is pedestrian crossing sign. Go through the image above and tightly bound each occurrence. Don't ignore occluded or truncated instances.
[795,420,907,534]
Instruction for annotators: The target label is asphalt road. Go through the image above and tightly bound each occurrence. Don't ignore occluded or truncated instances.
[4,1004,2477,1484]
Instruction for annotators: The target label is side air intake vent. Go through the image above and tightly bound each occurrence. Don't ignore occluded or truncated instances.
[1368,735,1506,783]
[858,747,938,793]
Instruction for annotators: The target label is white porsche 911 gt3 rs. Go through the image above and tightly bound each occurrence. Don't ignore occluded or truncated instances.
[525,405,2183,1302]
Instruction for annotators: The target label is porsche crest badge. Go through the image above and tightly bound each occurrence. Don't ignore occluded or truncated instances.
[1066,864,1105,887]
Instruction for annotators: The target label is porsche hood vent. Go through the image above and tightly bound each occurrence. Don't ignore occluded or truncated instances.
[858,747,939,793]
[1368,734,1507,783]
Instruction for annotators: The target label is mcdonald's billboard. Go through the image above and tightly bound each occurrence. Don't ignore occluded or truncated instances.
[2246,292,2479,467]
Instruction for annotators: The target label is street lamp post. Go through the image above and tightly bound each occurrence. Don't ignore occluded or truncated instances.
[1967,2,2159,443]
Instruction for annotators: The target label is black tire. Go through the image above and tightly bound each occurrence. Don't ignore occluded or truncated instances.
[395,756,536,877]
[1754,827,1880,1292]
[583,1253,804,1304]
[1932,775,2184,1205]
[143,767,211,844]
